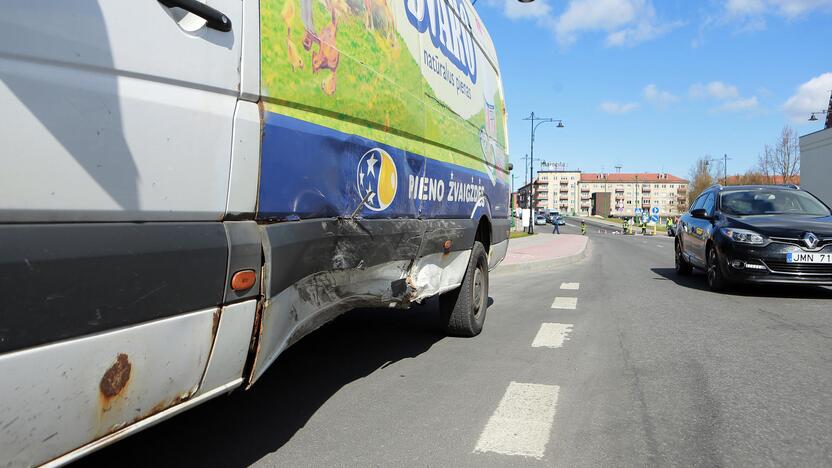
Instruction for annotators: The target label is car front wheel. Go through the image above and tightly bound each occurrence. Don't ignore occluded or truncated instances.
[707,247,727,292]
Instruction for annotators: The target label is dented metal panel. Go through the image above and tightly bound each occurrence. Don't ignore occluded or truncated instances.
[198,300,258,395]
[408,250,472,303]
[261,218,424,297]
[0,308,218,467]
[251,256,413,384]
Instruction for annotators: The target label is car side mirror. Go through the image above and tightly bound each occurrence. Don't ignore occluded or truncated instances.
[690,208,710,220]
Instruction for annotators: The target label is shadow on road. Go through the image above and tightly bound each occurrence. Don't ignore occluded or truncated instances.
[81,299,453,467]
[652,268,832,299]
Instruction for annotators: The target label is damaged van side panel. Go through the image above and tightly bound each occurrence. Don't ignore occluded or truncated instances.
[249,216,499,383]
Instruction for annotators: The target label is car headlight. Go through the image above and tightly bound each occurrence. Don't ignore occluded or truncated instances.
[720,228,769,245]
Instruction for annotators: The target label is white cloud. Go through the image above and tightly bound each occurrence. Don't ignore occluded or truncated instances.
[499,0,552,20]
[643,84,679,107]
[492,0,680,47]
[599,101,640,114]
[715,96,760,112]
[605,19,682,47]
[783,72,832,122]
[690,81,741,100]
[725,0,832,20]
[688,81,759,112]
[725,0,767,16]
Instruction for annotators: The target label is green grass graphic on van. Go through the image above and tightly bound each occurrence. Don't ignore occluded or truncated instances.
[261,0,507,179]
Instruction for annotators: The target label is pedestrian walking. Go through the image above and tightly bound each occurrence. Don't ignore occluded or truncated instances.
[552,219,560,234]
[580,220,587,235]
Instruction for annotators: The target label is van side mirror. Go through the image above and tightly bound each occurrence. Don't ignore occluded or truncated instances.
[690,208,709,220]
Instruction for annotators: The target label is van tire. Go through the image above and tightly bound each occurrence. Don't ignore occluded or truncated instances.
[440,241,488,337]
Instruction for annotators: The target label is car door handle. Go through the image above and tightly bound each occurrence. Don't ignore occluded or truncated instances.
[159,0,232,32]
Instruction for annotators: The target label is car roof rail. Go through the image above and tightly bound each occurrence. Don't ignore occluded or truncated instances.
[786,183,800,189]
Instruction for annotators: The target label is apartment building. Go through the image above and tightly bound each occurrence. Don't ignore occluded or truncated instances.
[515,179,540,213]
[516,171,689,217]
[580,173,689,217]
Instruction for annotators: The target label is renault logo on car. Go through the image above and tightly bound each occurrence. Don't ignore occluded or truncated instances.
[803,232,820,249]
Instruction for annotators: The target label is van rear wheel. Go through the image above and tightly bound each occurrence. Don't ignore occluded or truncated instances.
[440,241,488,337]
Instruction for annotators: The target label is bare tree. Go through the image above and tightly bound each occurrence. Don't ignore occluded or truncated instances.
[688,156,716,203]
[758,125,800,183]
[757,145,774,183]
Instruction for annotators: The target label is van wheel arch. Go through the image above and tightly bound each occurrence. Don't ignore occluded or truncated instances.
[475,216,491,253]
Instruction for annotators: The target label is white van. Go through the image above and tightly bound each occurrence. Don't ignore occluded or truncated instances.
[0,0,510,464]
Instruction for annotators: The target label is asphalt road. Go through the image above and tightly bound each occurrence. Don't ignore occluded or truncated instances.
[81,223,832,467]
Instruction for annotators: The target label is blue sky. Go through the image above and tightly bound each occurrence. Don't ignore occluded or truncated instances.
[476,0,832,183]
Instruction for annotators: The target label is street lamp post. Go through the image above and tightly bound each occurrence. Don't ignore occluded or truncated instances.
[808,91,832,129]
[523,112,564,234]
[705,154,731,185]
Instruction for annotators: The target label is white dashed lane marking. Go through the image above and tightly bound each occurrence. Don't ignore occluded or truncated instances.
[474,382,560,459]
[531,323,574,348]
[560,282,580,290]
[551,297,578,310]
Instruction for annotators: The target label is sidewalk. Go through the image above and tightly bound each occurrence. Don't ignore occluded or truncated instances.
[496,233,588,274]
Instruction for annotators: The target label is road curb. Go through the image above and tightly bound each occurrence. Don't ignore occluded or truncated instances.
[493,238,590,275]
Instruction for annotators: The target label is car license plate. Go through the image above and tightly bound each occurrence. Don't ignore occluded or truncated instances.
[786,252,832,263]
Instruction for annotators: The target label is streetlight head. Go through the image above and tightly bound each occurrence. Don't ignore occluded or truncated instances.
[809,113,818,121]
[517,0,535,3]
[557,121,565,128]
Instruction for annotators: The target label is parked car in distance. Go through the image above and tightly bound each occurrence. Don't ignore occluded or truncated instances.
[675,184,832,291]
[535,215,547,225]
[556,216,566,226]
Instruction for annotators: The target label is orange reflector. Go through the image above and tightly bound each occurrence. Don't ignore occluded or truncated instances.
[443,240,452,253]
[231,270,256,291]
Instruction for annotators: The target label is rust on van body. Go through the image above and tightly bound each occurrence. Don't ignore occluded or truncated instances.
[99,353,131,400]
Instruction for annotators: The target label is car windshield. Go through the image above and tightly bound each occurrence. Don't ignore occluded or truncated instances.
[720,189,830,216]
